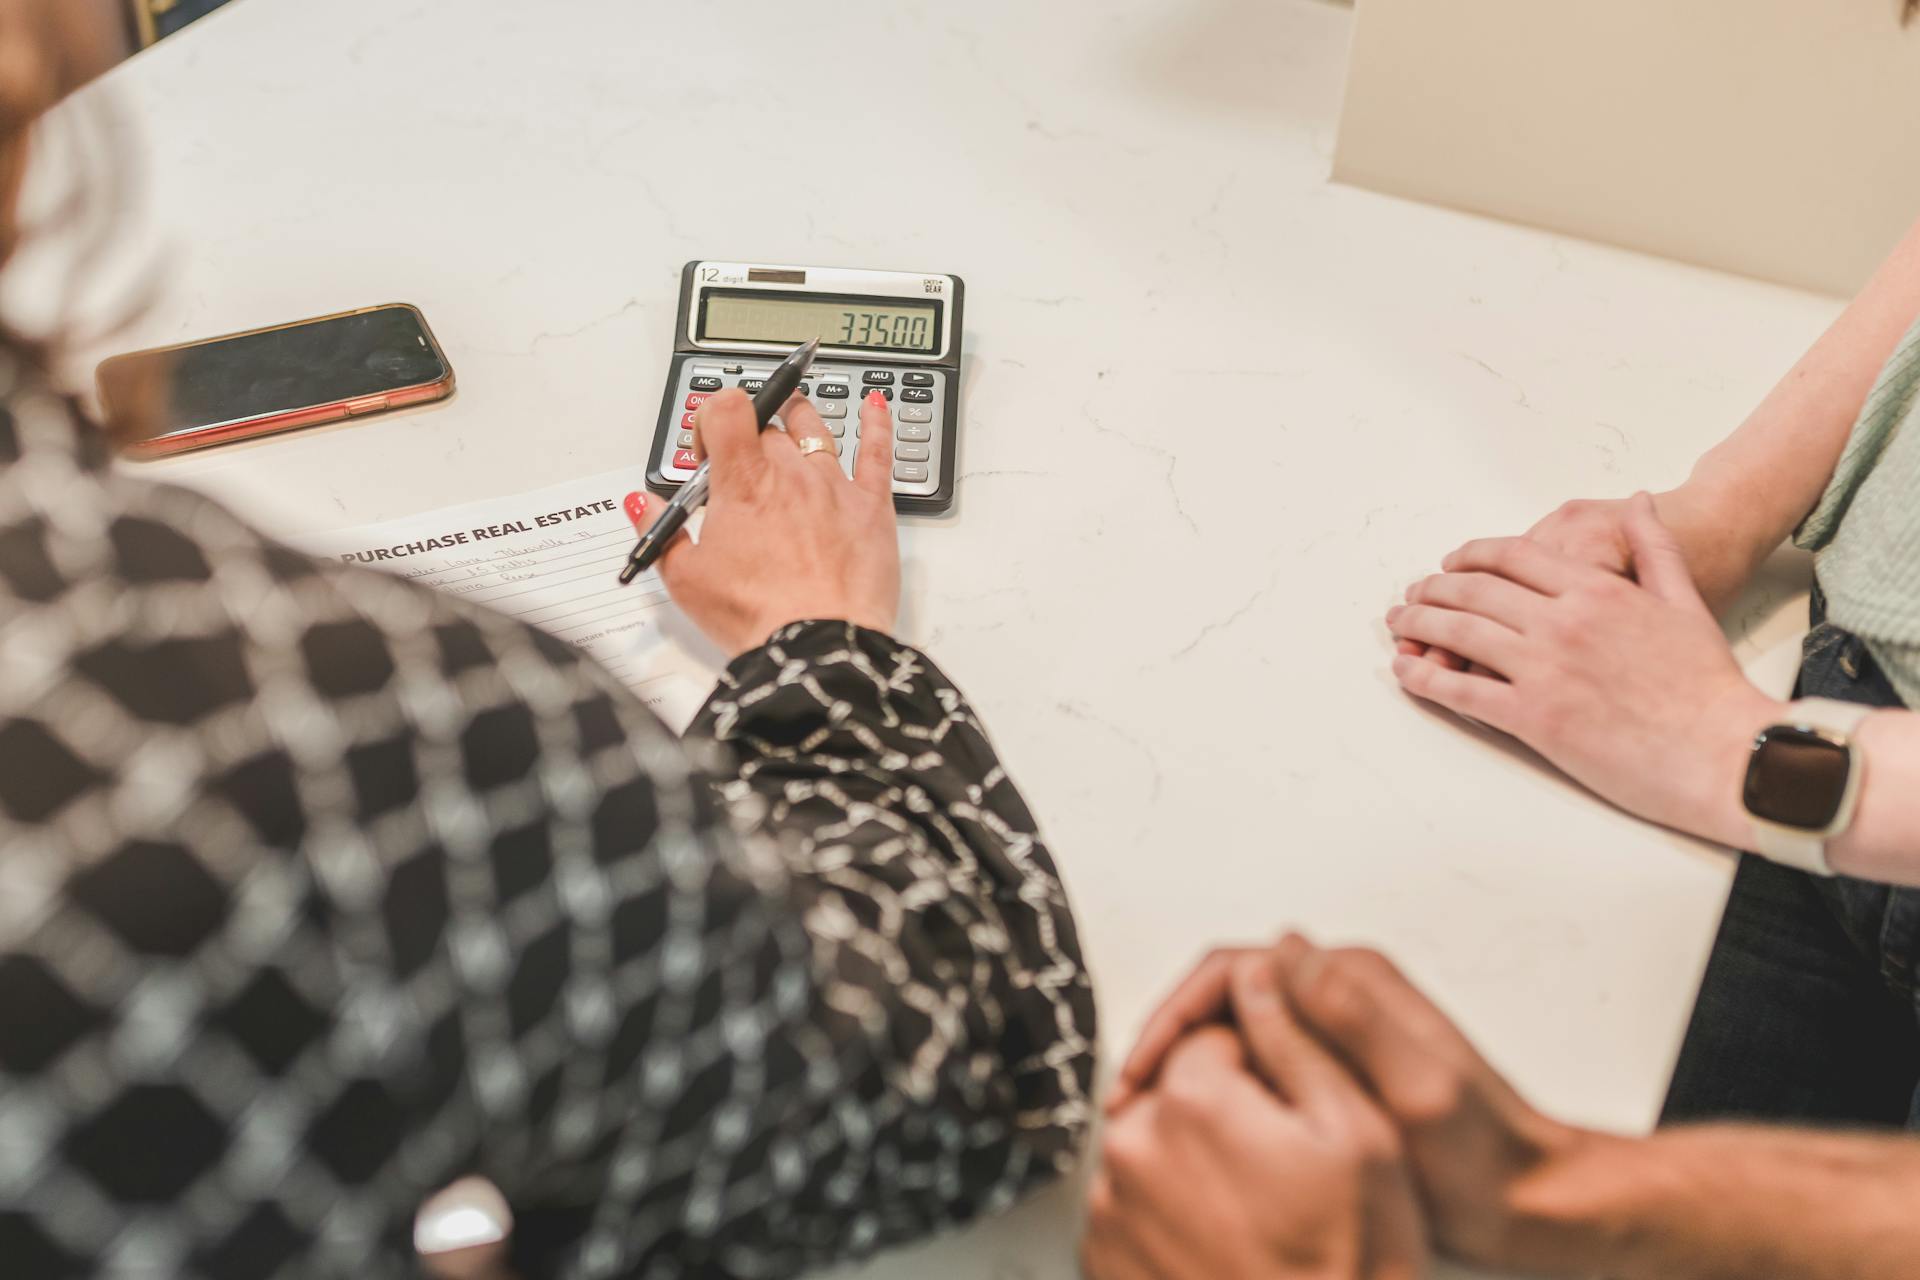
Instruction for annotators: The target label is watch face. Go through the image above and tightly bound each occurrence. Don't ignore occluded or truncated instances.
[1744,725,1853,831]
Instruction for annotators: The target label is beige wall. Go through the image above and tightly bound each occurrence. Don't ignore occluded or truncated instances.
[1334,0,1920,297]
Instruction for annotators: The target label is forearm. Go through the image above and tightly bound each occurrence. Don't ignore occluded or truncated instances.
[1501,1125,1920,1280]
[1662,217,1920,604]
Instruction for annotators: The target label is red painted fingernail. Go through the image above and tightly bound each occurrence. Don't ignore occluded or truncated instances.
[623,491,648,530]
[866,390,886,407]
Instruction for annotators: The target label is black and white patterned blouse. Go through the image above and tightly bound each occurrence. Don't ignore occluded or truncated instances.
[0,363,1095,1279]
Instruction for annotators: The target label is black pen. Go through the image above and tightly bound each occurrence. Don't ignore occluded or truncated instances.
[618,337,819,583]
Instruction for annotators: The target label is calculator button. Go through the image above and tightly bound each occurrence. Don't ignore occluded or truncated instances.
[902,371,935,387]
[897,423,932,442]
[900,387,933,403]
[684,392,709,410]
[671,448,699,469]
[898,405,932,423]
[814,400,847,418]
[862,370,894,385]
[868,387,893,401]
[689,375,722,392]
[681,411,698,428]
[739,378,766,393]
[895,443,929,462]
[894,464,929,483]
[678,431,695,447]
[817,382,850,399]
[828,420,845,437]
[798,383,810,396]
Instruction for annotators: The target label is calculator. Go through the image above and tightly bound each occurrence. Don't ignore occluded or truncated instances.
[647,261,964,513]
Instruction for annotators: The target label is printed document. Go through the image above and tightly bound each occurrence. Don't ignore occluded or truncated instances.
[294,467,720,731]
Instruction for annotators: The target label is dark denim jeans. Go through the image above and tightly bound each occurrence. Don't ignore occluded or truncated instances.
[1663,590,1920,1129]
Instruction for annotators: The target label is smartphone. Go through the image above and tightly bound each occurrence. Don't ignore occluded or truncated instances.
[100,303,455,458]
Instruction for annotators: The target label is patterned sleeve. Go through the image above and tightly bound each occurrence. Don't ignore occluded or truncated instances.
[671,619,1098,1267]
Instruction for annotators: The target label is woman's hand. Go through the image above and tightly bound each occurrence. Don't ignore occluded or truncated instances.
[655,388,900,656]
[1396,496,1645,672]
[1519,486,1755,612]
[1396,486,1747,671]
[1386,493,1782,847]
[1083,956,1429,1280]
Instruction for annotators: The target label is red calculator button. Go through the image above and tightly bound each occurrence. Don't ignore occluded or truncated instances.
[684,393,709,411]
[671,448,699,470]
[681,411,698,428]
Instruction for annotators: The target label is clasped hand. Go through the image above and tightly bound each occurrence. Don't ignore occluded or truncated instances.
[1386,492,1782,849]
[1088,937,1583,1280]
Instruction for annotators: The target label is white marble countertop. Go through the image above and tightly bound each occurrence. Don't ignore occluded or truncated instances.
[55,0,1843,1274]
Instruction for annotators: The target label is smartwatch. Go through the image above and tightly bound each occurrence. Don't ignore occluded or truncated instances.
[1742,697,1872,876]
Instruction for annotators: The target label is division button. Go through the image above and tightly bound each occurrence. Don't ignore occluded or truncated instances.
[896,423,932,442]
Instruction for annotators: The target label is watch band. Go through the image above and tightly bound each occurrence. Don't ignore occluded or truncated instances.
[1749,698,1873,876]
[1752,818,1837,876]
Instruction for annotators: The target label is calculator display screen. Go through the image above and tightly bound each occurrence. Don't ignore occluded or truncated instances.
[699,291,940,354]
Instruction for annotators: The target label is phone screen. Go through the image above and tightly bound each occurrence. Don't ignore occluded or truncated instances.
[102,306,450,439]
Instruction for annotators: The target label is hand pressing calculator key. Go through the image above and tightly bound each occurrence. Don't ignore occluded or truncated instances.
[647,261,964,513]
